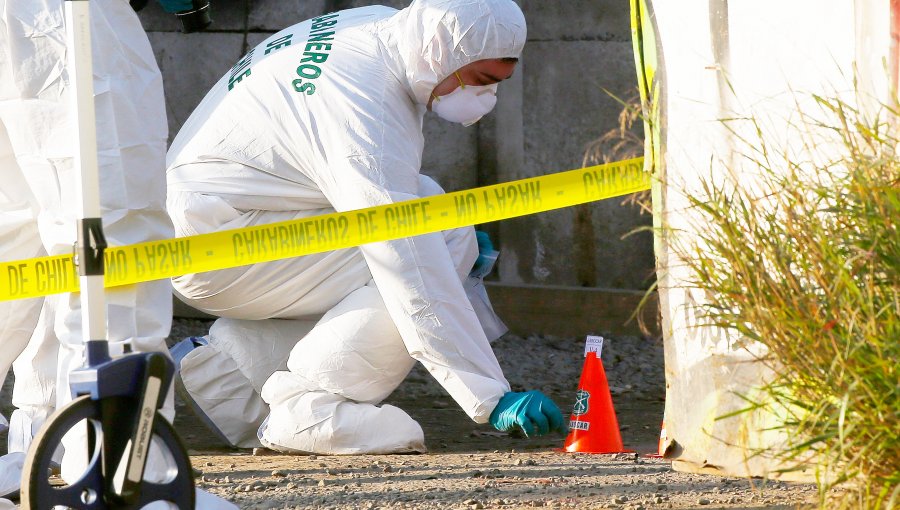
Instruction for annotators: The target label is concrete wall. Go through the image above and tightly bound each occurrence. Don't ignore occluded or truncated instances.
[138,0,654,294]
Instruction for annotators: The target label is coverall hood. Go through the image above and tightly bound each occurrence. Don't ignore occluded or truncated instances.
[381,0,527,106]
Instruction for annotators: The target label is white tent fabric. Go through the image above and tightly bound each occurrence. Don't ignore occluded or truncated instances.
[650,0,891,478]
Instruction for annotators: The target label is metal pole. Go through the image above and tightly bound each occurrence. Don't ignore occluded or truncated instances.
[64,0,110,366]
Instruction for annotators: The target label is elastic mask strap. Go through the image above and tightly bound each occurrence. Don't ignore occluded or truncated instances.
[432,72,468,103]
[455,72,466,89]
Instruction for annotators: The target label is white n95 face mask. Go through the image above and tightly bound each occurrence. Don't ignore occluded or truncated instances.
[432,75,499,127]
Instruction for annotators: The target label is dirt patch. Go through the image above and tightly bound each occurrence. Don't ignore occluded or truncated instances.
[1,319,818,509]
[190,450,815,510]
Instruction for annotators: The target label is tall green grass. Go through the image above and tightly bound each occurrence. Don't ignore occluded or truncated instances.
[672,96,899,509]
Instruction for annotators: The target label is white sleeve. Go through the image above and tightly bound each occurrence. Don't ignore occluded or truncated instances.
[317,152,510,423]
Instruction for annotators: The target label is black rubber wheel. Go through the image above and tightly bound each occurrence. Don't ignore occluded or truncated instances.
[21,394,195,509]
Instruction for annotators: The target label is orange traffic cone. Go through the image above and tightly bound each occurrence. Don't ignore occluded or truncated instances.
[562,351,628,453]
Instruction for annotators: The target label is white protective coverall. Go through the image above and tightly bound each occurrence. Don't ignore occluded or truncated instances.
[167,0,525,454]
[0,2,237,506]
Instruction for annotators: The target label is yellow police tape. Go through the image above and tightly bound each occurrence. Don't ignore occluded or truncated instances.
[1,157,648,302]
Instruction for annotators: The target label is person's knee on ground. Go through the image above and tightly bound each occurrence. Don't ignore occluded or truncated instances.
[259,389,425,455]
[260,284,423,454]
[285,284,414,403]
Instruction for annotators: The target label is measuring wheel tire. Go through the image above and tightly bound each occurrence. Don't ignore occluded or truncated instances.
[21,394,195,509]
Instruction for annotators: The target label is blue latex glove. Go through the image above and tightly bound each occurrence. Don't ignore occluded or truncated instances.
[471,230,496,275]
[489,390,566,437]
[157,0,193,13]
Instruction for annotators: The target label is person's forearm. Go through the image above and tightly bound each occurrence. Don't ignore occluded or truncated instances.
[362,233,511,421]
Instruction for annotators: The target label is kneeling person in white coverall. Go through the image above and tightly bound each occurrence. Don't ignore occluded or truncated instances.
[167,0,566,455]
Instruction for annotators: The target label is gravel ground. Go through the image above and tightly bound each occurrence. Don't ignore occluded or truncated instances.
[0,318,819,509]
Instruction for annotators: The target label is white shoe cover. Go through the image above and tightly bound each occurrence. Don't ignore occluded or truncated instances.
[0,498,14,509]
[142,488,239,509]
[0,452,25,499]
[175,317,316,448]
[8,406,54,455]
[195,488,240,509]
[179,344,269,448]
[260,375,426,455]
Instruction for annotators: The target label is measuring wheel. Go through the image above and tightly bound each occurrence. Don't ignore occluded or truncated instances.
[20,395,195,509]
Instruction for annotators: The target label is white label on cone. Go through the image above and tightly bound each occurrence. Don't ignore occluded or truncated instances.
[584,335,604,357]
[569,420,590,431]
